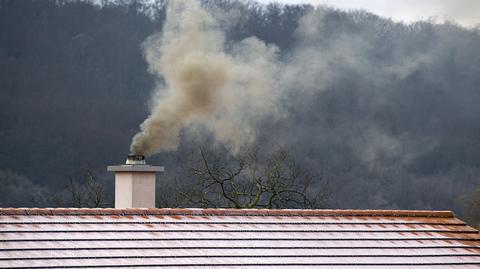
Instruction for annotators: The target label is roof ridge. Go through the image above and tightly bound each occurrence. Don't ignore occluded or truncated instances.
[0,208,455,218]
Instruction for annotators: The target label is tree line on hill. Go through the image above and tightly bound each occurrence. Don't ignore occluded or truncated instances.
[0,0,479,225]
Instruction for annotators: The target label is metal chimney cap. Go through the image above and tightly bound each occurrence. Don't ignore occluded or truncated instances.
[107,154,164,172]
[126,154,145,165]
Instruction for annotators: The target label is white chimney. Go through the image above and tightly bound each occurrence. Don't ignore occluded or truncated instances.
[107,154,164,208]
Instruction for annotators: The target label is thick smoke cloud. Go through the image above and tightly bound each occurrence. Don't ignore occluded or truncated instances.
[131,1,477,181]
[130,0,281,156]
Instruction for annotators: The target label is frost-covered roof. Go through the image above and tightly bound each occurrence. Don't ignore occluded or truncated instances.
[0,208,479,268]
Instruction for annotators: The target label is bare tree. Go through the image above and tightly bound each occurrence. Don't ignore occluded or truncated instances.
[173,145,329,209]
[53,169,111,208]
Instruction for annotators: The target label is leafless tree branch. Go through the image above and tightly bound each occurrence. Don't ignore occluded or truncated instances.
[183,145,330,209]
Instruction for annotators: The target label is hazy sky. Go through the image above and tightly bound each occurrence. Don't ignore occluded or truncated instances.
[257,0,480,28]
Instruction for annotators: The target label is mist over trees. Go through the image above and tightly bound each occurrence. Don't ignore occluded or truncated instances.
[0,0,479,222]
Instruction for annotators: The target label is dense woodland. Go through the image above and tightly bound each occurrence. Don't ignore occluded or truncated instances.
[0,0,479,223]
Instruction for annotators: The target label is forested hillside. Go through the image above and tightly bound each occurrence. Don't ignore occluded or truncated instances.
[1,0,479,221]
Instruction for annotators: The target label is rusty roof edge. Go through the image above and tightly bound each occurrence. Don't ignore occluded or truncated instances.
[0,208,455,218]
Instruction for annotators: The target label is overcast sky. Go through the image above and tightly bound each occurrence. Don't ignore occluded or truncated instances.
[256,0,480,28]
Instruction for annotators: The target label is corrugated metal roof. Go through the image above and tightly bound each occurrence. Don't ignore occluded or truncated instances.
[0,208,479,268]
